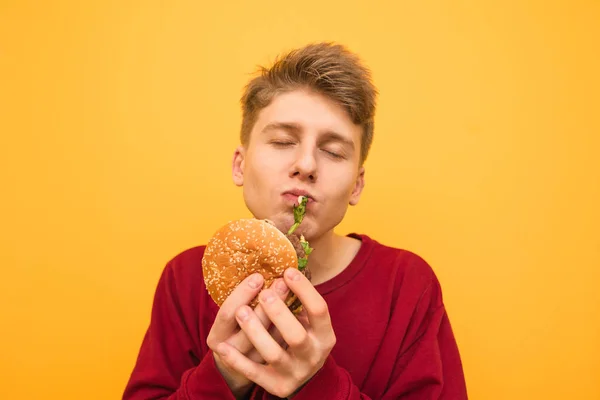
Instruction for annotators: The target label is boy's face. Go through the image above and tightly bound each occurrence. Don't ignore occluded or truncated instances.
[232,89,365,241]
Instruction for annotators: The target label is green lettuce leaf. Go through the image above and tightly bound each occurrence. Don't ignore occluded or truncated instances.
[287,196,308,235]
[298,235,313,271]
[286,196,313,271]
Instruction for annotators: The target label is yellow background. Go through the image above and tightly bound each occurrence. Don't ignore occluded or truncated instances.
[1,1,599,398]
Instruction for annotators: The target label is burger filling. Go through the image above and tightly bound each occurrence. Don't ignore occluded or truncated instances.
[285,196,313,312]
[285,232,312,281]
[286,196,313,273]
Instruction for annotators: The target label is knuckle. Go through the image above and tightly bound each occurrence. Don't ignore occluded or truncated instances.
[288,332,309,349]
[272,387,284,398]
[326,333,337,350]
[243,366,258,381]
[248,350,265,364]
[311,303,329,318]
[217,308,234,323]
[292,368,306,384]
[309,354,324,369]
[273,383,294,398]
[264,350,285,365]
[321,339,335,353]
[206,335,216,349]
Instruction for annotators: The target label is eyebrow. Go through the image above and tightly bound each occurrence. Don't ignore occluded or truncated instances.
[261,122,302,135]
[261,122,355,151]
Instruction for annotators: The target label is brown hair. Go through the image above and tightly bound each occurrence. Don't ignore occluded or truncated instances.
[240,42,378,165]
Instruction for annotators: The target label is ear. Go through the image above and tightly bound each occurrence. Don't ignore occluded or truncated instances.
[232,145,246,187]
[349,166,365,206]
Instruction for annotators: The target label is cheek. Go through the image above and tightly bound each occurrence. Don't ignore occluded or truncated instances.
[245,152,284,190]
[327,170,358,199]
[249,148,285,171]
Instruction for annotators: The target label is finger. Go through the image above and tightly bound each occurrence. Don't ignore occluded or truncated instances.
[246,324,287,363]
[246,347,266,364]
[253,279,290,334]
[208,273,264,346]
[295,308,310,331]
[228,278,290,354]
[284,268,333,339]
[259,288,312,355]
[216,342,270,386]
[246,323,288,363]
[236,304,292,367]
[270,324,288,350]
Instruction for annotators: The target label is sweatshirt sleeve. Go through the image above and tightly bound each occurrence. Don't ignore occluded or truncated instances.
[122,261,237,400]
[383,275,468,400]
[384,304,468,399]
[278,278,467,400]
[281,355,374,400]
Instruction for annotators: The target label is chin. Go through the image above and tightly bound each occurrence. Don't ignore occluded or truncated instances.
[249,202,319,238]
[264,212,315,238]
[269,213,296,233]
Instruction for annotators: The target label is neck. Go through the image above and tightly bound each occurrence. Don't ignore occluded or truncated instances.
[303,230,361,286]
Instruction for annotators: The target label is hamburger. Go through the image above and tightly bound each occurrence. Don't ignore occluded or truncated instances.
[201,196,313,314]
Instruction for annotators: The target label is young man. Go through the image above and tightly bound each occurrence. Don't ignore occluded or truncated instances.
[123,42,468,399]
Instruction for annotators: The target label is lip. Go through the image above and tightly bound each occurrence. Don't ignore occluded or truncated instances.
[282,189,316,203]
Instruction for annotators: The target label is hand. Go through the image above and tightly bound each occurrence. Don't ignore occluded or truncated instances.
[215,267,337,399]
[206,273,291,399]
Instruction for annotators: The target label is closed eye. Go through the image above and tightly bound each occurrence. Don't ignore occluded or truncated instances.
[271,141,345,159]
[271,141,296,147]
[322,149,344,159]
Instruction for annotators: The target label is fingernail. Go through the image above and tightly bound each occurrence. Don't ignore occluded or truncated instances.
[237,306,250,321]
[260,290,276,304]
[275,280,289,295]
[285,268,301,281]
[248,274,263,289]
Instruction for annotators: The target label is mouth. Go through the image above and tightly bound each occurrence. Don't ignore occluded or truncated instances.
[282,189,316,204]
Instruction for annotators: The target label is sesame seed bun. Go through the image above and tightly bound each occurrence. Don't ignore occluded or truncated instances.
[201,218,299,309]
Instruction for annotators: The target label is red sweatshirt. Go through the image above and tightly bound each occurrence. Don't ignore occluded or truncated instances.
[123,234,468,399]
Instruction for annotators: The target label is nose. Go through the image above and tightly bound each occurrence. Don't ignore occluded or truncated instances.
[290,146,317,182]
